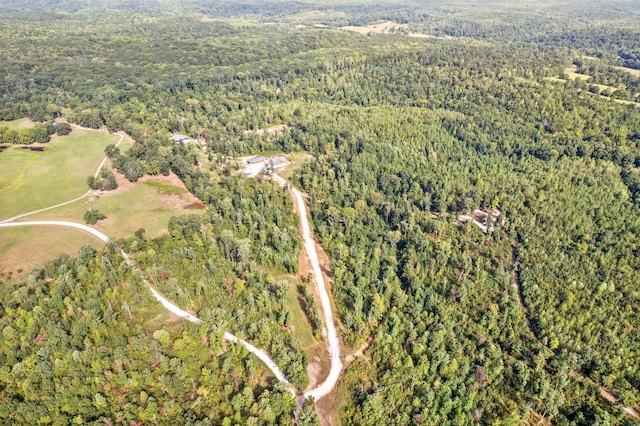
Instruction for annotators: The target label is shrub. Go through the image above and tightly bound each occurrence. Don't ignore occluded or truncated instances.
[84,209,106,225]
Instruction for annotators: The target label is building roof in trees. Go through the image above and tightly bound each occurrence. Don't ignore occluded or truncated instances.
[170,134,190,142]
[269,156,287,168]
[247,156,266,164]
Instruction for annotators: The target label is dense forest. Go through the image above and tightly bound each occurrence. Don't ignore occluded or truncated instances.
[1,0,640,424]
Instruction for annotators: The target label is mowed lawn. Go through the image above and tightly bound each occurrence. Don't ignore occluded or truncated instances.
[0,127,119,219]
[0,122,204,278]
[2,173,204,278]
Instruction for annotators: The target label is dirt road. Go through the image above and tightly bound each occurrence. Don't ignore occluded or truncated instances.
[273,174,343,402]
[0,220,296,395]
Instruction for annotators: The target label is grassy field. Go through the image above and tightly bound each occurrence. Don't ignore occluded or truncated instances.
[285,277,316,348]
[1,172,203,278]
[0,121,204,277]
[615,66,640,77]
[277,152,313,181]
[340,20,407,34]
[27,173,203,240]
[0,126,119,219]
[0,117,36,129]
[564,66,592,81]
[0,225,101,280]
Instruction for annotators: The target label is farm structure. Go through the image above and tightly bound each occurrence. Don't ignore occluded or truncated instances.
[246,156,266,164]
[269,156,287,169]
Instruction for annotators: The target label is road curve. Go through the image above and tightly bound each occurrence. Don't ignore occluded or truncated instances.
[273,174,343,401]
[0,220,110,242]
[0,133,124,225]
[0,220,295,394]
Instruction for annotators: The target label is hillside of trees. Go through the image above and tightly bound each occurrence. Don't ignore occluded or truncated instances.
[1,0,639,424]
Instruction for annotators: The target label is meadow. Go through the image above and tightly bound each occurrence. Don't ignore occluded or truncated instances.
[28,172,203,240]
[0,122,119,219]
[0,120,203,277]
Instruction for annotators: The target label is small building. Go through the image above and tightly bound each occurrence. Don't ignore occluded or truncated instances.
[170,134,190,143]
[269,156,287,169]
[247,156,266,164]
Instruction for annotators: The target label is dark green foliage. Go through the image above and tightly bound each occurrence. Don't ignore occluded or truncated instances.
[83,208,106,224]
[55,122,72,136]
[1,0,640,423]
[297,399,321,426]
[104,143,120,159]
[115,156,145,182]
[88,168,118,191]
[0,123,54,144]
[297,284,322,339]
[0,250,296,424]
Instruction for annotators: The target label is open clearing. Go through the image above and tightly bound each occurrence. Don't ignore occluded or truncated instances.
[27,172,203,240]
[564,66,593,81]
[614,66,640,77]
[340,20,407,35]
[276,152,313,181]
[2,172,203,277]
[0,128,119,219]
[339,20,452,40]
[0,225,101,280]
[547,68,640,107]
[243,124,290,138]
[0,118,36,129]
[0,123,203,276]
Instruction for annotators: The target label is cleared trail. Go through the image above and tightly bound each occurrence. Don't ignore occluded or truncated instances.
[273,174,343,402]
[0,220,295,395]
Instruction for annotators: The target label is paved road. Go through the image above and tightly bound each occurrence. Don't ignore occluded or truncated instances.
[273,174,343,402]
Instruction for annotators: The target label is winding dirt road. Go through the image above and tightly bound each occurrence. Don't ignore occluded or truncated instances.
[1,137,343,406]
[273,174,343,402]
[0,220,295,395]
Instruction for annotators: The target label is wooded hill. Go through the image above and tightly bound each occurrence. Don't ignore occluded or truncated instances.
[1,0,639,424]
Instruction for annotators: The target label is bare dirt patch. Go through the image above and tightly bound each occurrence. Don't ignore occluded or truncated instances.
[184,201,205,210]
[100,171,201,211]
[244,124,290,138]
[315,387,341,426]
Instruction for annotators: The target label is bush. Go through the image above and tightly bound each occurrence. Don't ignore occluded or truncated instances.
[55,122,72,136]
[84,209,106,225]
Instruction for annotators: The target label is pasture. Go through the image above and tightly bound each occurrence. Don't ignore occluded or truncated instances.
[27,172,203,240]
[0,126,119,219]
[0,118,36,129]
[0,225,101,280]
[0,122,203,278]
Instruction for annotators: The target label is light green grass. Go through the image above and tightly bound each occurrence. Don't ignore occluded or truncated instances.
[142,180,187,195]
[0,118,36,129]
[0,130,119,219]
[614,66,640,77]
[564,67,592,81]
[285,278,316,348]
[277,152,313,181]
[2,175,201,278]
[29,178,200,240]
